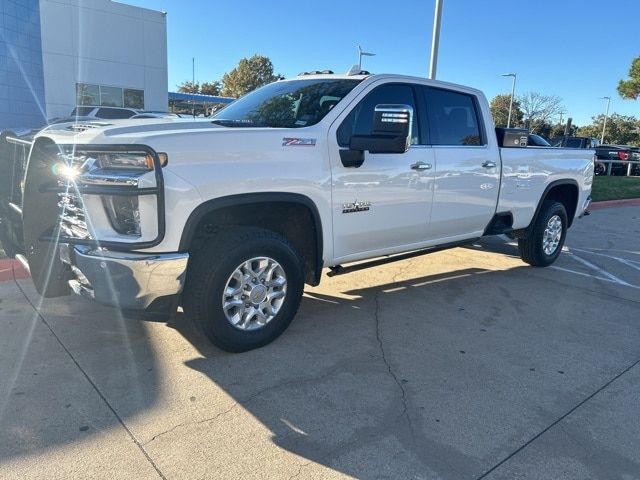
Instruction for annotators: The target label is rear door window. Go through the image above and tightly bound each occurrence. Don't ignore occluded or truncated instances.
[421,87,485,146]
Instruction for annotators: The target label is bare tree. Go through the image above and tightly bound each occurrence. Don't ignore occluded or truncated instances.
[518,92,564,133]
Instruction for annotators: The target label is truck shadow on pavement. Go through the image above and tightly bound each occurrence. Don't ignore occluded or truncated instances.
[3,255,639,479]
[167,261,640,479]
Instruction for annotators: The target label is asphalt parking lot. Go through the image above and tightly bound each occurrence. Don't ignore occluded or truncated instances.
[1,205,639,480]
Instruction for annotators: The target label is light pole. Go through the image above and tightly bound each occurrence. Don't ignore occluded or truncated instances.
[357,46,375,70]
[192,57,196,118]
[428,0,444,79]
[600,96,611,144]
[501,73,517,128]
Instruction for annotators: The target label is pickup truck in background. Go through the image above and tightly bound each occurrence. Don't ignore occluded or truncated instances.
[0,73,594,352]
[595,145,637,176]
[550,136,638,176]
[551,136,600,149]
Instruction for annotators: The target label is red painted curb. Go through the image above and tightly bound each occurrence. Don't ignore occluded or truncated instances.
[590,198,640,210]
[0,259,30,282]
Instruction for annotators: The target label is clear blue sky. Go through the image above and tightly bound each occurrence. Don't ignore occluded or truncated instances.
[126,0,638,126]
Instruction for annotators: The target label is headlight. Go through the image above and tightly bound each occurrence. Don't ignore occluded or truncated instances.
[97,152,154,171]
[102,195,141,236]
[55,145,166,242]
[95,152,168,170]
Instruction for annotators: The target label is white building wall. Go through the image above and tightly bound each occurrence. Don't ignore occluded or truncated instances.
[38,0,167,118]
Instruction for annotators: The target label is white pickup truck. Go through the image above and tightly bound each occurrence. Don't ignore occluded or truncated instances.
[0,72,594,351]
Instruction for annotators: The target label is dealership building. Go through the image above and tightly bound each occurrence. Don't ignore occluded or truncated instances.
[0,0,168,130]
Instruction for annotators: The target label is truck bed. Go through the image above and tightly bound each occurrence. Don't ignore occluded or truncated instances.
[498,147,594,229]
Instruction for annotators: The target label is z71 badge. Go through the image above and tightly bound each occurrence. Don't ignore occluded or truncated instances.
[282,137,316,146]
[342,200,371,214]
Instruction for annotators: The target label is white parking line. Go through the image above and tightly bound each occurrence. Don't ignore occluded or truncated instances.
[550,266,640,289]
[569,247,640,272]
[566,252,634,287]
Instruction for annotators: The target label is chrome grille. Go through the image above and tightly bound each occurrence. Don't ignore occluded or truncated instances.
[58,188,91,239]
[56,151,92,240]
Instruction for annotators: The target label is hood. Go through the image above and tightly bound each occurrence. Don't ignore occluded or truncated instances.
[35,117,223,145]
[32,117,325,172]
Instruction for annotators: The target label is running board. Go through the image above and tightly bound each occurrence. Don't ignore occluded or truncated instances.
[327,239,479,277]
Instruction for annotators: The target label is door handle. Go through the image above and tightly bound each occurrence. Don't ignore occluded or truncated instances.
[410,161,432,171]
[482,161,497,168]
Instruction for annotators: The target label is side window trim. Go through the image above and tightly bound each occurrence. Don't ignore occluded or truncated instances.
[470,92,487,146]
[409,84,423,146]
[415,84,431,145]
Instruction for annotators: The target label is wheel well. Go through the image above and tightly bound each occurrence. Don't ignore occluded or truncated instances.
[543,183,579,227]
[185,200,321,285]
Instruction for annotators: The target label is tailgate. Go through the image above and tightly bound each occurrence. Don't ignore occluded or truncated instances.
[0,135,70,297]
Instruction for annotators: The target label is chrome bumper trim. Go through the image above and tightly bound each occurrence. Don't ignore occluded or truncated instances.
[60,244,189,310]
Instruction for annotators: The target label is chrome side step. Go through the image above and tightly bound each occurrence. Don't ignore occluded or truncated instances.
[327,239,479,277]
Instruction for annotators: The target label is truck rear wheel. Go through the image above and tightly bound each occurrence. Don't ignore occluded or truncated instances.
[518,200,568,267]
[183,227,304,352]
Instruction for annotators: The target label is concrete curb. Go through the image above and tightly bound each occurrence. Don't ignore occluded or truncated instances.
[0,258,30,282]
[590,198,640,211]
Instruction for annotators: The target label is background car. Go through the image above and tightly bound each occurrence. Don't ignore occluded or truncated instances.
[69,105,140,119]
[130,112,182,119]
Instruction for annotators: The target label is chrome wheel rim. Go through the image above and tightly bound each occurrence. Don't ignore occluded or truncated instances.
[222,257,287,331]
[543,215,563,255]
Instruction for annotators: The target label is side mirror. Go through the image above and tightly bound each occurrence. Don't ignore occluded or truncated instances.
[340,104,413,168]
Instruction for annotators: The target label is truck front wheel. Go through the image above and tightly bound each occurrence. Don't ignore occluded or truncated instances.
[518,201,568,267]
[183,227,304,352]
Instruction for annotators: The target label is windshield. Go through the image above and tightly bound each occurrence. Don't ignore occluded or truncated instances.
[211,78,361,128]
[529,134,550,146]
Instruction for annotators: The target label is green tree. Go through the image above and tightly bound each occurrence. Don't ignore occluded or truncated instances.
[177,81,200,93]
[221,54,280,98]
[200,81,222,96]
[577,114,640,145]
[618,56,640,100]
[490,93,524,128]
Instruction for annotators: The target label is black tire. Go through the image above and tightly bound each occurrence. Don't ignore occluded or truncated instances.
[518,200,568,267]
[182,227,304,352]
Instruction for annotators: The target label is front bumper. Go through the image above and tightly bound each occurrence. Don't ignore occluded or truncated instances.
[60,244,189,310]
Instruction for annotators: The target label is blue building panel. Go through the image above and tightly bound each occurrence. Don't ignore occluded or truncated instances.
[0,0,46,131]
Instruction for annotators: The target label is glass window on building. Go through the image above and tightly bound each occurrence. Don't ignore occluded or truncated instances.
[100,86,123,107]
[76,83,145,109]
[76,84,100,106]
[124,89,144,109]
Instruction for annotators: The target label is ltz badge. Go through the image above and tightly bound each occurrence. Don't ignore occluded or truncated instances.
[342,200,371,214]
